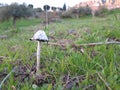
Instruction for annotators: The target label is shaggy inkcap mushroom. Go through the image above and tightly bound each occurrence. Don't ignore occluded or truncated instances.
[30,30,48,73]
[30,30,48,42]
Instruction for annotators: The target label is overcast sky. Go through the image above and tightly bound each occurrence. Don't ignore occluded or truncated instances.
[0,0,88,8]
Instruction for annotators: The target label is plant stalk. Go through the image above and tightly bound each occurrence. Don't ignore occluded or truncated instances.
[0,68,15,90]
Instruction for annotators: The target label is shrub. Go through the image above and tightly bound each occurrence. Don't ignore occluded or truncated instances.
[61,6,92,18]
[95,6,109,17]
[109,8,120,14]
[35,8,43,12]
[61,11,73,18]
[78,6,92,17]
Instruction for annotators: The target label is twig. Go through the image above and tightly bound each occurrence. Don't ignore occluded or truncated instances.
[48,42,66,46]
[83,84,95,90]
[0,68,15,90]
[97,72,112,90]
[75,41,120,46]
[48,41,120,47]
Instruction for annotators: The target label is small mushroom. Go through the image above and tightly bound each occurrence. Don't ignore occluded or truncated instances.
[30,30,48,73]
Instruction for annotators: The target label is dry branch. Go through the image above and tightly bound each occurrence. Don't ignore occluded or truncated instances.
[48,41,120,47]
[97,72,112,90]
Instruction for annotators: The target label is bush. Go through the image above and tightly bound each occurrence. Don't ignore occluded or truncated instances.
[61,11,73,18]
[95,6,109,17]
[109,8,120,14]
[78,6,92,17]
[71,6,92,17]
[61,6,92,18]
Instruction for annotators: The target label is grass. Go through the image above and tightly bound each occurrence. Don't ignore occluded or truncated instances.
[0,15,120,90]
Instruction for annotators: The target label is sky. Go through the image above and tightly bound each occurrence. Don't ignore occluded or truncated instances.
[0,0,88,8]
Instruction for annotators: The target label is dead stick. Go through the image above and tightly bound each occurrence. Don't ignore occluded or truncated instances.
[48,42,66,46]
[48,41,120,47]
[97,72,112,90]
[76,41,120,46]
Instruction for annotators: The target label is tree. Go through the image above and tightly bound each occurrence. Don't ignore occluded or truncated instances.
[10,3,33,27]
[43,5,50,27]
[51,6,57,17]
[43,5,50,11]
[0,3,34,27]
[28,4,33,8]
[0,5,11,22]
[101,0,106,4]
[51,6,57,11]
[58,7,63,11]
[63,3,66,11]
[35,8,42,12]
[0,3,2,7]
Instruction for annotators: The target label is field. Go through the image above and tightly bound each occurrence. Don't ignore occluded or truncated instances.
[0,15,120,90]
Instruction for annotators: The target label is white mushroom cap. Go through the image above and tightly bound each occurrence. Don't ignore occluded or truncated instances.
[30,30,48,42]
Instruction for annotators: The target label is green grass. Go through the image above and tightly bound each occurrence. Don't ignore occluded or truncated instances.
[0,15,120,90]
[0,18,41,34]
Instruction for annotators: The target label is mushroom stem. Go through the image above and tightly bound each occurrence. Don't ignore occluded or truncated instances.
[36,41,41,73]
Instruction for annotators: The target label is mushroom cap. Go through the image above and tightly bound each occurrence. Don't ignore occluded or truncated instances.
[30,30,48,42]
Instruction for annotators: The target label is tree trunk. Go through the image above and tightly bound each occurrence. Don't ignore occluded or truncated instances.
[13,17,16,28]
